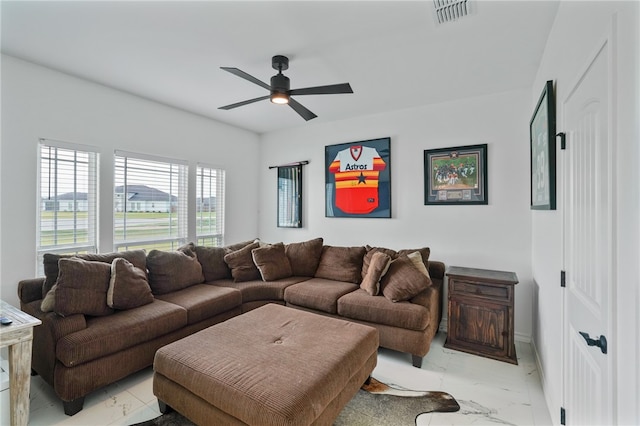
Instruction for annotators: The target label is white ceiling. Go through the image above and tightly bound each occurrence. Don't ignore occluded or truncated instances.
[1,1,560,134]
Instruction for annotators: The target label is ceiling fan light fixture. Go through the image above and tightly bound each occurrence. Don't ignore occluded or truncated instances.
[270,92,290,104]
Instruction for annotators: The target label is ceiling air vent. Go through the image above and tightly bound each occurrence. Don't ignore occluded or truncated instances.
[433,0,473,24]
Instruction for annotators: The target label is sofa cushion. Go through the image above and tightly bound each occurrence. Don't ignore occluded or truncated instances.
[397,247,430,269]
[407,251,431,278]
[210,276,311,303]
[54,258,114,317]
[223,241,261,282]
[360,252,392,296]
[154,284,241,324]
[251,243,292,281]
[194,246,230,281]
[107,258,154,310]
[193,240,258,281]
[42,249,147,298]
[40,284,57,312]
[284,278,359,314]
[361,246,398,278]
[337,288,430,331]
[146,247,204,295]
[314,245,366,284]
[56,299,187,367]
[284,237,324,277]
[380,255,432,302]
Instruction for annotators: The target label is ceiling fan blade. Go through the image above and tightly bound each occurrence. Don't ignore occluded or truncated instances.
[218,95,270,110]
[220,67,271,91]
[288,98,317,121]
[289,83,353,96]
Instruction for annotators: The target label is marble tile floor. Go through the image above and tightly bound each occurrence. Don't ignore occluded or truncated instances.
[25,332,552,426]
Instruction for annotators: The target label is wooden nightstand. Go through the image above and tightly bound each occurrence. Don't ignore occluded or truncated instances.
[444,266,519,364]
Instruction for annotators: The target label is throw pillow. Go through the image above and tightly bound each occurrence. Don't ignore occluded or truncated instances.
[314,245,366,284]
[380,254,432,302]
[40,284,57,313]
[284,237,324,276]
[107,258,154,309]
[361,245,398,278]
[42,249,147,298]
[54,258,114,317]
[397,247,430,269]
[146,248,204,295]
[360,251,392,296]
[223,241,261,282]
[406,251,431,278]
[251,243,293,281]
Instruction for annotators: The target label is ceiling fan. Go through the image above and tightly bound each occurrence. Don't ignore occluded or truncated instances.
[218,55,353,121]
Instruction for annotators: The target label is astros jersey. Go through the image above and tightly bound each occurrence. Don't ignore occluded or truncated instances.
[329,145,386,214]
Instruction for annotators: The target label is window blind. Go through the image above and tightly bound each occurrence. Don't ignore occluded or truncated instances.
[37,139,98,273]
[196,164,225,247]
[114,151,188,251]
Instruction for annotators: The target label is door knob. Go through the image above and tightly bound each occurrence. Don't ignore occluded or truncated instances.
[578,331,608,354]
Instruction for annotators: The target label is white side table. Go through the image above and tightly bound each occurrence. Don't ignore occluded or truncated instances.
[0,300,41,426]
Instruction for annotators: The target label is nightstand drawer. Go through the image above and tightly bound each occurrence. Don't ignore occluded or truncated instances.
[450,280,510,301]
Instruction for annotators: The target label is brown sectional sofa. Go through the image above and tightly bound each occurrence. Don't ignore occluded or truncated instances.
[18,238,444,416]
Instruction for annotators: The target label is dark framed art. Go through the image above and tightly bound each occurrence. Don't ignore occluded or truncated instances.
[530,80,556,210]
[325,137,391,218]
[277,164,302,228]
[424,143,488,205]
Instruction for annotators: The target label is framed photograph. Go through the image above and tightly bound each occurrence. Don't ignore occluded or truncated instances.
[424,144,488,205]
[325,137,391,218]
[530,80,556,210]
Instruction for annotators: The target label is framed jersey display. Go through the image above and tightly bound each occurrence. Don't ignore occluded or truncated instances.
[424,143,488,205]
[325,137,391,218]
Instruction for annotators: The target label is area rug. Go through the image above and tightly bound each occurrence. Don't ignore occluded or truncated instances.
[131,377,459,426]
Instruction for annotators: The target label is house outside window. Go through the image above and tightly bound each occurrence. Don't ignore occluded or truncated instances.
[114,151,188,252]
[196,164,225,246]
[36,139,98,274]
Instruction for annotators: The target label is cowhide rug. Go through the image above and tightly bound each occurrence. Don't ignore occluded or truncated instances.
[131,378,459,426]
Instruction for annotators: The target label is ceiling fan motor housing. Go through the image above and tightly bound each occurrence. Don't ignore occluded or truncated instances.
[271,73,290,94]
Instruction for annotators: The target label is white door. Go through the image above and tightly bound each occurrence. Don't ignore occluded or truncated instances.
[562,34,614,425]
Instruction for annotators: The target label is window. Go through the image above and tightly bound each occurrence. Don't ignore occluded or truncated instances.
[196,164,225,246]
[37,140,98,273]
[277,165,302,228]
[114,151,188,252]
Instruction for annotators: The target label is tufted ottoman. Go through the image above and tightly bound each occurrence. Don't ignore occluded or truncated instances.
[153,303,378,426]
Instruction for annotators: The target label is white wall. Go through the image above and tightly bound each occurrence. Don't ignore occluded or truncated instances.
[531,1,639,424]
[258,88,534,339]
[0,55,261,308]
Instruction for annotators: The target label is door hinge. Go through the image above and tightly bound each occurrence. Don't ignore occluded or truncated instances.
[561,270,566,287]
[557,132,566,150]
[561,407,566,425]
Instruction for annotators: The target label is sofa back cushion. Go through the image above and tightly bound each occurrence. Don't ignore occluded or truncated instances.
[361,246,398,278]
[252,243,293,281]
[42,249,147,298]
[284,237,324,277]
[314,245,366,284]
[146,246,204,295]
[108,258,154,309]
[55,258,114,317]
[194,246,231,281]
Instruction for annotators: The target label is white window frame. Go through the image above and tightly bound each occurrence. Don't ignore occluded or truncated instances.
[36,139,99,273]
[114,151,188,251]
[196,164,225,247]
